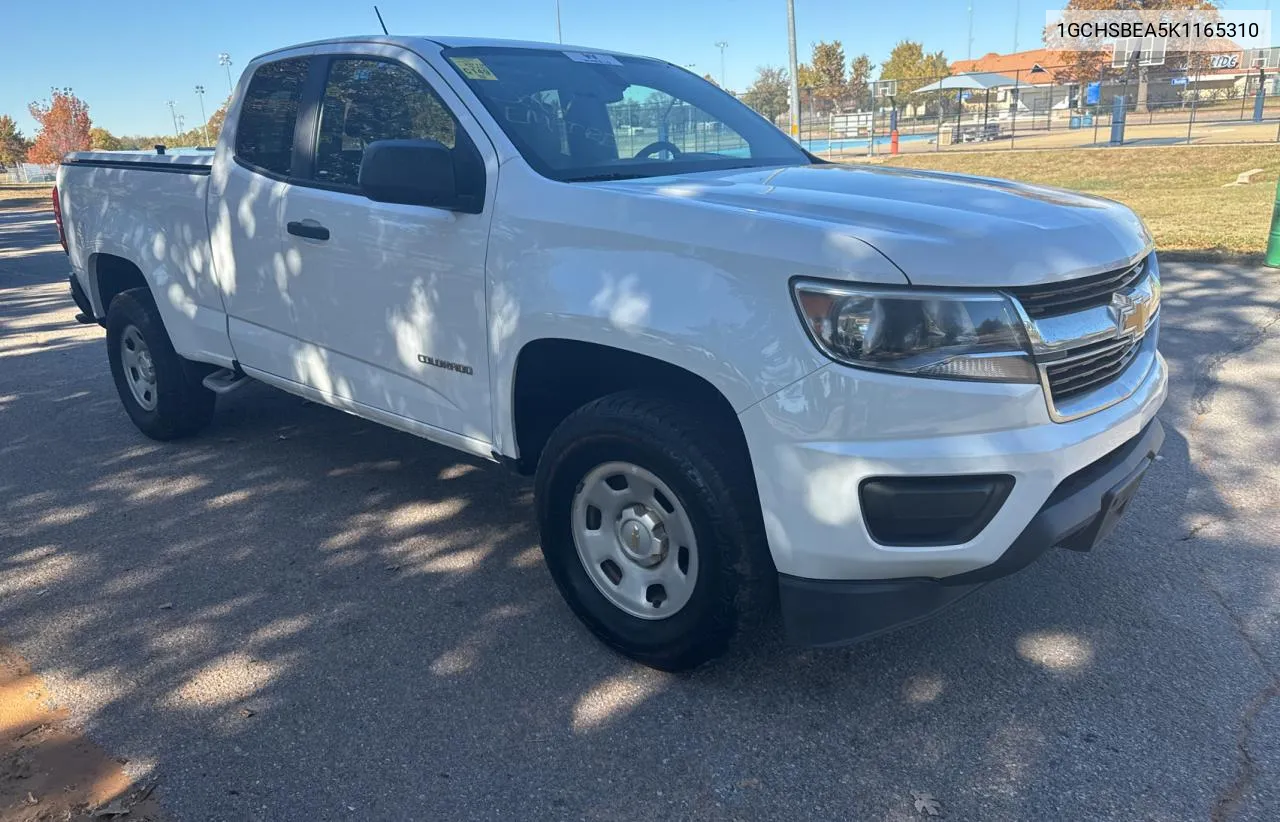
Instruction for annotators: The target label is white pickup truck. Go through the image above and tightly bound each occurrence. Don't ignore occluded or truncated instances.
[57,36,1166,670]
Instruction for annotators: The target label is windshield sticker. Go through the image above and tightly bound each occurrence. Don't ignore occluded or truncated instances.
[564,51,623,66]
[450,57,498,81]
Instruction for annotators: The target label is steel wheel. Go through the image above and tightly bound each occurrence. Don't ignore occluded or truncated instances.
[571,461,699,619]
[119,324,158,411]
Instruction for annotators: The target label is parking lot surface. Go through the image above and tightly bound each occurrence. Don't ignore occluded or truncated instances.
[2,197,1279,821]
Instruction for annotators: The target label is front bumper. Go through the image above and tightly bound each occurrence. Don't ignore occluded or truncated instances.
[777,418,1164,646]
[739,345,1167,581]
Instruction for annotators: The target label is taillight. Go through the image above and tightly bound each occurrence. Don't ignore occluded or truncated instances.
[51,184,67,254]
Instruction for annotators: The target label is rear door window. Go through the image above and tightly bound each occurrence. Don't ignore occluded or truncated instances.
[312,58,458,189]
[235,58,309,176]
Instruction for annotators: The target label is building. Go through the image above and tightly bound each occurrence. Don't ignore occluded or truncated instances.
[950,49,1072,114]
[949,44,1277,117]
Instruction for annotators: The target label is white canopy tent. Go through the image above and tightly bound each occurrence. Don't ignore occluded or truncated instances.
[911,72,1022,139]
[911,72,1020,94]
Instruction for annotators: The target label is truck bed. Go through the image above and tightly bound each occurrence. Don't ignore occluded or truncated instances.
[59,149,234,368]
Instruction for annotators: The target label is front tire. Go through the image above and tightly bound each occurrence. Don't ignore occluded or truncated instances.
[105,289,215,440]
[534,391,772,671]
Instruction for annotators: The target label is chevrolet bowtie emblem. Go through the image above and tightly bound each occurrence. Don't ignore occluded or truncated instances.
[1110,290,1153,341]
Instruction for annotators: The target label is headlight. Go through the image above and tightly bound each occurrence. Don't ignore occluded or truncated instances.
[792,281,1037,383]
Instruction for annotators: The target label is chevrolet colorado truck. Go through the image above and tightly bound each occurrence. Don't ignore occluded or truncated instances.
[57,36,1166,670]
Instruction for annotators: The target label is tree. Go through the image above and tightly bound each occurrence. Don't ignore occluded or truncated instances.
[811,41,848,111]
[848,54,875,109]
[0,115,31,169]
[743,66,790,123]
[90,127,122,151]
[204,97,231,144]
[27,88,92,164]
[796,63,820,89]
[702,73,720,87]
[880,40,950,97]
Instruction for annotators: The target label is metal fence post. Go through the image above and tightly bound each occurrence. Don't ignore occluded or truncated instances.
[1266,174,1280,268]
[1187,63,1199,145]
[1009,69,1018,149]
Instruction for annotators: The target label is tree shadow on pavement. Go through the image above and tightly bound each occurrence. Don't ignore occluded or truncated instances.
[2,216,1279,821]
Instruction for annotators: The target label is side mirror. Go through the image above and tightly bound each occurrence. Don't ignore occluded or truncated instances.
[358,139,463,210]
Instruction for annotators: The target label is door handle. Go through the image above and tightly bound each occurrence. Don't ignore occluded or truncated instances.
[287,220,330,241]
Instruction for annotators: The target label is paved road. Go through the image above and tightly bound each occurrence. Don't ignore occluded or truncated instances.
[2,198,1279,821]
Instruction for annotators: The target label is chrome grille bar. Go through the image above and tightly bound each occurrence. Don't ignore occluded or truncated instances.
[1009,258,1146,319]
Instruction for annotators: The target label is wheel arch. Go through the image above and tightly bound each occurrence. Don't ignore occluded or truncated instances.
[508,338,751,476]
[88,252,149,318]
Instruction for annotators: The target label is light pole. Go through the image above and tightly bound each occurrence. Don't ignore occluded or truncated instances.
[1012,0,1020,52]
[218,53,234,94]
[966,3,975,60]
[555,0,562,43]
[166,100,179,142]
[195,85,209,146]
[787,0,800,140]
[715,41,729,90]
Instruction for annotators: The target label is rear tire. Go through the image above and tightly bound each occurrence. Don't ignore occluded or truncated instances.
[534,391,773,671]
[105,288,215,440]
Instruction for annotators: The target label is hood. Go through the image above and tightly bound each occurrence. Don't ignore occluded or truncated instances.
[590,164,1152,288]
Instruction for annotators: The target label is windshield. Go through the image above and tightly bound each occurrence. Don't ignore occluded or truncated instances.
[442,46,812,182]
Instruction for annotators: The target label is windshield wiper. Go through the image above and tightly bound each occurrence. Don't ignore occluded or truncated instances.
[566,163,774,184]
[563,171,649,183]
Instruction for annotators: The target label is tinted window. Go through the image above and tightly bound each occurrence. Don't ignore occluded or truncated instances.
[235,58,308,176]
[443,48,808,182]
[314,58,457,188]
[607,86,749,158]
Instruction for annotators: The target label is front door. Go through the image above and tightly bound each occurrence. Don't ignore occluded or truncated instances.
[280,50,495,447]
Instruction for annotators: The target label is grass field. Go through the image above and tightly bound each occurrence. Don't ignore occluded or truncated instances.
[6,144,1278,256]
[877,144,1278,257]
[0,183,52,210]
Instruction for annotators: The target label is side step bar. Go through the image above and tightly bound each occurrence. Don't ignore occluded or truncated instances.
[202,367,251,395]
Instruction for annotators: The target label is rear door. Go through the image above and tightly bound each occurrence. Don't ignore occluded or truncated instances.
[279,46,497,449]
[208,53,312,376]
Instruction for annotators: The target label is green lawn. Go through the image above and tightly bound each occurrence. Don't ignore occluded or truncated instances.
[0,184,53,211]
[9,145,1279,256]
[877,144,1279,257]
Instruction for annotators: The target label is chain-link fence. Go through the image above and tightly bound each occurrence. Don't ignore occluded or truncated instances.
[0,163,57,184]
[755,59,1280,159]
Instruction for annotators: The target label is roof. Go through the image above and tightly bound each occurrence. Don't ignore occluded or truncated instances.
[912,72,1021,93]
[950,48,1059,84]
[951,42,1259,83]
[253,35,641,63]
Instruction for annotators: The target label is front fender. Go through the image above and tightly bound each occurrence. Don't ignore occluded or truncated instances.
[485,164,909,457]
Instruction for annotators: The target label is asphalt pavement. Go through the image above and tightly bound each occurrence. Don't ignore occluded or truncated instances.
[2,199,1278,821]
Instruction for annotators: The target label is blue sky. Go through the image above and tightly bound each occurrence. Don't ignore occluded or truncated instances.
[0,0,1267,136]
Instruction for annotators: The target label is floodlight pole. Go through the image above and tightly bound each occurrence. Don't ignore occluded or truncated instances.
[716,41,729,90]
[219,53,234,95]
[787,0,800,141]
[195,85,210,146]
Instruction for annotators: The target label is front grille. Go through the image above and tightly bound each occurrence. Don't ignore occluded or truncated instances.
[1044,335,1144,402]
[1009,257,1147,319]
